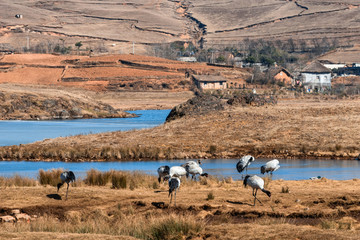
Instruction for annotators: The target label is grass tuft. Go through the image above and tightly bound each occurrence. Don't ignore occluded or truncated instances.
[38,169,64,186]
[207,191,215,200]
[281,186,290,193]
[0,175,37,187]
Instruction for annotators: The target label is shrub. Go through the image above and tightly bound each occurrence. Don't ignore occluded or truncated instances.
[38,169,64,186]
[0,175,37,187]
[209,145,217,155]
[281,186,290,193]
[112,172,127,189]
[207,192,215,200]
[85,169,111,186]
[148,215,203,240]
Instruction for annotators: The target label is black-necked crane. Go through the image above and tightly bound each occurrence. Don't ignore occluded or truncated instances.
[168,177,180,206]
[157,165,170,183]
[185,164,208,181]
[243,175,271,206]
[181,159,202,168]
[57,171,76,200]
[260,159,280,176]
[236,155,255,176]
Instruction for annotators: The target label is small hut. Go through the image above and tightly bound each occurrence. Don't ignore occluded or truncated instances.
[192,75,227,90]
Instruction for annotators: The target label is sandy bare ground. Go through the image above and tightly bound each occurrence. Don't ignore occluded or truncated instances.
[1,177,360,239]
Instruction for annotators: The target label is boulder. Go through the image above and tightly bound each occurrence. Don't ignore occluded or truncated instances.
[15,213,31,222]
[166,94,225,122]
[0,215,16,223]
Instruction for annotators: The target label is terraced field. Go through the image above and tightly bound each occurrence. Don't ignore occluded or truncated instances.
[0,0,359,54]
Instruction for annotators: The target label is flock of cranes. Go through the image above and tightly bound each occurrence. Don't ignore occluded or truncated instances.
[57,156,279,206]
[156,156,280,206]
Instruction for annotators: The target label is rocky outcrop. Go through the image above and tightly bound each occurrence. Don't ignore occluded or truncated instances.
[0,209,33,223]
[166,94,225,122]
[0,91,135,120]
[166,92,278,122]
[227,93,277,107]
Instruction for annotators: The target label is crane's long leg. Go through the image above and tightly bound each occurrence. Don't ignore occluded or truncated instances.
[170,192,173,204]
[174,189,177,207]
[253,189,263,206]
[66,183,69,200]
[253,189,257,206]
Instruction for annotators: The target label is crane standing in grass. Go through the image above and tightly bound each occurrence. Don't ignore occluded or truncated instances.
[57,171,76,200]
[260,159,280,176]
[236,155,255,177]
[243,175,271,206]
[185,164,208,181]
[157,165,170,183]
[168,177,180,206]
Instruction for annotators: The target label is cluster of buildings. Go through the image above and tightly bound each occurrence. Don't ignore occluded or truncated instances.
[189,60,360,93]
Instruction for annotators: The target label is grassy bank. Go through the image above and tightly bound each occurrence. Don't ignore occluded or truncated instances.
[1,172,360,239]
[0,97,359,162]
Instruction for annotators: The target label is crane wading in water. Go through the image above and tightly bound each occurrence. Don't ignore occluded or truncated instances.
[57,171,76,200]
[243,175,271,206]
[260,159,280,176]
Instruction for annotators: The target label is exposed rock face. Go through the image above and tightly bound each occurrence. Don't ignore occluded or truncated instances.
[166,92,278,122]
[0,91,135,120]
[166,94,225,122]
[227,93,277,107]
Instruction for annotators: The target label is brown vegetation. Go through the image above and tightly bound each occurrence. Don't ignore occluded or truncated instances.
[0,95,359,161]
[0,86,133,120]
[1,172,360,239]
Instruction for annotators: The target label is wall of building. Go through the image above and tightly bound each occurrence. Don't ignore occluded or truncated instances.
[199,81,227,90]
[301,72,331,91]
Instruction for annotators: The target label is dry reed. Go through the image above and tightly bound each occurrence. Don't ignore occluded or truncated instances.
[0,209,204,239]
[0,175,37,187]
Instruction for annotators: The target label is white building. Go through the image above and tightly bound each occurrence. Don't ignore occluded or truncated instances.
[301,61,332,92]
[323,63,346,70]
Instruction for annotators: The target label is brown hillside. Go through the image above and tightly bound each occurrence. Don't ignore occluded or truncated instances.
[0,53,250,92]
[0,1,359,54]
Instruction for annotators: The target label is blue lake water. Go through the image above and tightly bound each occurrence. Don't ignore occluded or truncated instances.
[0,109,359,181]
[0,158,359,181]
[0,109,171,146]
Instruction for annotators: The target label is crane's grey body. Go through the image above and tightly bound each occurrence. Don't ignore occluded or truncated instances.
[185,164,208,180]
[57,171,76,200]
[169,166,187,178]
[243,175,271,206]
[181,160,202,168]
[168,177,181,206]
[237,155,255,175]
[261,159,280,175]
[157,165,170,183]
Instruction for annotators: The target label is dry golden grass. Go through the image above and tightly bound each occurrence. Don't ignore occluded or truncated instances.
[0,175,37,187]
[1,173,360,239]
[1,97,359,161]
